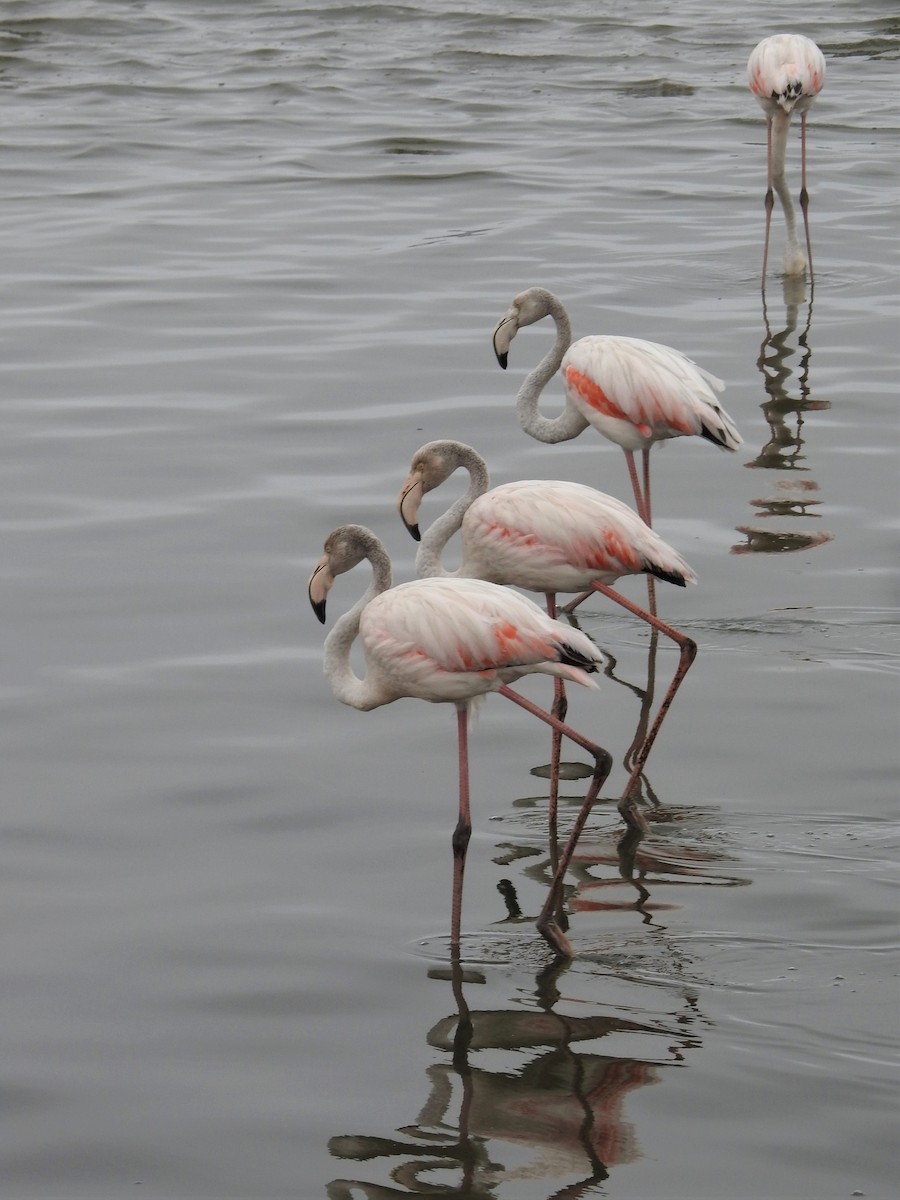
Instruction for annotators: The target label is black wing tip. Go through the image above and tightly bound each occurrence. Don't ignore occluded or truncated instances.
[645,563,688,588]
[560,644,600,673]
[700,421,734,450]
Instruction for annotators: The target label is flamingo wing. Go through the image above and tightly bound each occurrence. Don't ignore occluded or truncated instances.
[563,335,741,451]
[360,576,601,702]
[464,480,684,590]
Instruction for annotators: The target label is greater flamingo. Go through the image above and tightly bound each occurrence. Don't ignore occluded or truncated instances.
[308,524,614,959]
[492,287,742,536]
[398,440,697,833]
[747,34,825,280]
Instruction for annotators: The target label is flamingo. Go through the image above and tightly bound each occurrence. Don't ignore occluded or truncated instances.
[491,287,742,539]
[747,34,825,281]
[308,524,614,959]
[398,440,697,833]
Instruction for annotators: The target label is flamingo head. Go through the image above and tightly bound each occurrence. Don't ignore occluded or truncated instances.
[398,441,463,540]
[308,524,377,622]
[492,286,556,368]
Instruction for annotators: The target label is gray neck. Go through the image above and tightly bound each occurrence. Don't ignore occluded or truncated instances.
[416,444,490,578]
[323,535,392,711]
[516,293,589,444]
[770,110,803,268]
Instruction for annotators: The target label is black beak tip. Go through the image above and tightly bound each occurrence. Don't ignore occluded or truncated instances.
[495,350,508,370]
[400,514,422,542]
[311,598,327,624]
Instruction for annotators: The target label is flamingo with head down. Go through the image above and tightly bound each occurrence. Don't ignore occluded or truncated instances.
[747,33,826,281]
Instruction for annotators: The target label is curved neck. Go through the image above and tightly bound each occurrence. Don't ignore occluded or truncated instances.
[416,446,490,578]
[323,538,392,711]
[516,294,588,444]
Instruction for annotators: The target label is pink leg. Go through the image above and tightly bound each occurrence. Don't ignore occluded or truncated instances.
[624,449,649,525]
[451,704,472,948]
[641,448,658,616]
[498,685,613,959]
[587,582,697,831]
[641,447,653,527]
[799,112,813,278]
[623,627,659,774]
[564,453,654,618]
[544,593,564,851]
[762,117,775,286]
[560,588,591,615]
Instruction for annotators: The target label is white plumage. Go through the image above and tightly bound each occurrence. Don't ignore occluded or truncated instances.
[358,574,602,705]
[747,33,825,119]
[562,334,738,454]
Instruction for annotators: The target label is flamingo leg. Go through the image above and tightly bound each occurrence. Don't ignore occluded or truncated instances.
[623,449,649,525]
[617,825,651,915]
[451,703,473,949]
[641,448,658,616]
[544,593,565,854]
[762,116,775,285]
[623,627,659,774]
[585,582,697,830]
[799,111,813,279]
[498,685,613,959]
[641,448,653,527]
[612,449,658,615]
[560,589,592,614]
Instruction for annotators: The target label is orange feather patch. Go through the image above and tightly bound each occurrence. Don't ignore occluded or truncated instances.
[566,366,651,437]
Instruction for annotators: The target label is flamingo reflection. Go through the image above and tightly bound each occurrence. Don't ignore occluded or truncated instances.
[327,953,702,1197]
[533,611,671,833]
[734,280,833,555]
[498,808,748,940]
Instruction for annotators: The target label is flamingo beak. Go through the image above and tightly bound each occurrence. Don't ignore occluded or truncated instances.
[397,472,424,541]
[308,556,334,624]
[492,307,519,369]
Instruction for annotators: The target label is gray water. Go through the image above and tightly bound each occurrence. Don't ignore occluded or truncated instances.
[1,2,897,1197]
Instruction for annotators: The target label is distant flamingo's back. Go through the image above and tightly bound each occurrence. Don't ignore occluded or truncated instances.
[748,34,825,117]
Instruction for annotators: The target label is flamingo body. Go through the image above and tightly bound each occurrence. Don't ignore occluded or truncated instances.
[747,34,825,119]
[562,335,736,455]
[463,480,690,593]
[358,575,602,706]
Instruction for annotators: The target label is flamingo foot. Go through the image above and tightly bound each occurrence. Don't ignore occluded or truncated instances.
[618,793,650,835]
[537,915,576,960]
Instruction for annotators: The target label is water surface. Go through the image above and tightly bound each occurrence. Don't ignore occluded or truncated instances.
[0,1,897,1197]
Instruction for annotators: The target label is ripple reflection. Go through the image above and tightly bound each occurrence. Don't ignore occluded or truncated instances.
[734,277,834,555]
